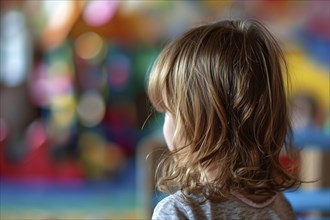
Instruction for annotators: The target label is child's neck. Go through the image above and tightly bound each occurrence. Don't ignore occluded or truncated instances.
[205,165,277,206]
[231,190,277,208]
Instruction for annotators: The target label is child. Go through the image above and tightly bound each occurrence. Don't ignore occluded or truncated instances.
[147,19,299,220]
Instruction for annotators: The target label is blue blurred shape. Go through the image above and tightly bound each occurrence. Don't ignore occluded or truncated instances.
[285,189,330,213]
[294,127,330,151]
[299,29,330,70]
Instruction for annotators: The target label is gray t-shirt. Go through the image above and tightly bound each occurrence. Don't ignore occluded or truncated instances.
[152,192,296,220]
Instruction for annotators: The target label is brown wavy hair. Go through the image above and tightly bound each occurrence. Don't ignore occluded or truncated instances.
[147,19,300,200]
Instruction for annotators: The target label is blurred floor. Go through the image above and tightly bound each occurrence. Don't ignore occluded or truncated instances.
[0,157,138,220]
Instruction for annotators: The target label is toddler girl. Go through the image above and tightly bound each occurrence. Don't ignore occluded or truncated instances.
[148,19,299,220]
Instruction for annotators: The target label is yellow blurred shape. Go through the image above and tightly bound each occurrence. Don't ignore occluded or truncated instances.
[50,94,76,128]
[286,51,329,108]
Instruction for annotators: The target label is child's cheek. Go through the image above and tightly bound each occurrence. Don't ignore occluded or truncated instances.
[163,113,175,151]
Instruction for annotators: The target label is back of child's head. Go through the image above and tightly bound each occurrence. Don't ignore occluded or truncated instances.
[148,19,299,199]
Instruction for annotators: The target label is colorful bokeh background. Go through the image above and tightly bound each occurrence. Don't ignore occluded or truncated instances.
[0,0,329,219]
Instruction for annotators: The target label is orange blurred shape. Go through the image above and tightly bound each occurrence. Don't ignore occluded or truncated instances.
[41,1,86,50]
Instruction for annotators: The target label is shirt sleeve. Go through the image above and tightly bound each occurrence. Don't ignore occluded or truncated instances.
[152,195,189,220]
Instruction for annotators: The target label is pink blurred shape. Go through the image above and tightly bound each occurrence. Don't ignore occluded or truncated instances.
[26,120,48,151]
[83,0,119,27]
[30,63,49,106]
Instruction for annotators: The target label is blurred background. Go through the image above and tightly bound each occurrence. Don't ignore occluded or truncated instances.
[0,0,329,219]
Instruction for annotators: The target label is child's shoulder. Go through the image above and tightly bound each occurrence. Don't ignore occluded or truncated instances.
[152,192,189,220]
[152,192,296,220]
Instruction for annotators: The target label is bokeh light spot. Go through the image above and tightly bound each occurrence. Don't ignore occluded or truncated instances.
[83,0,119,27]
[77,91,106,127]
[43,0,75,30]
[0,10,29,87]
[26,120,48,150]
[75,32,104,60]
[50,94,76,128]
